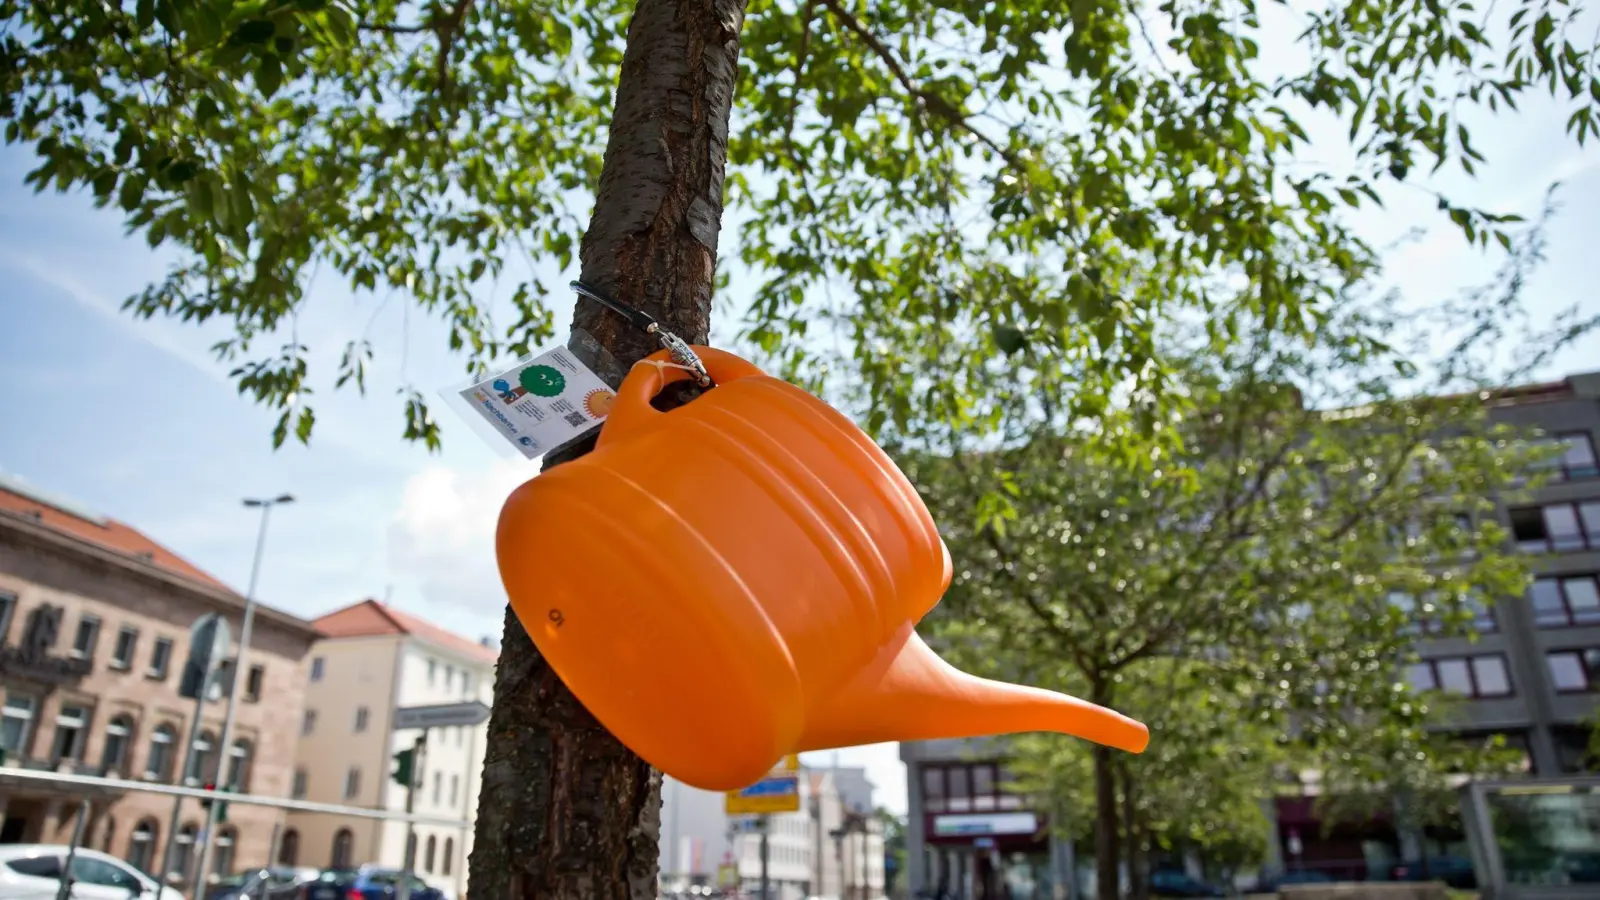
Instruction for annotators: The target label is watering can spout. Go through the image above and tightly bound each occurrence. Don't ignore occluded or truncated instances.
[798,629,1149,755]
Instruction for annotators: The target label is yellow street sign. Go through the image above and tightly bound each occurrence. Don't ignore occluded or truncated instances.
[725,773,802,815]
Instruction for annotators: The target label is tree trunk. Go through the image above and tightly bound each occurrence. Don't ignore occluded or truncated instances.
[1092,680,1120,900]
[1121,767,1146,900]
[465,0,746,894]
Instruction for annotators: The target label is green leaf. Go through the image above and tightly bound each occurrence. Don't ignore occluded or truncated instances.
[255,56,283,98]
[993,324,1026,354]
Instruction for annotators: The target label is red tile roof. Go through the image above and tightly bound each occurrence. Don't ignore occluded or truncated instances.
[0,481,231,591]
[314,598,500,664]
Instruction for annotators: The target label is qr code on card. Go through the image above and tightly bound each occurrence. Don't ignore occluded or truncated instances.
[563,411,588,427]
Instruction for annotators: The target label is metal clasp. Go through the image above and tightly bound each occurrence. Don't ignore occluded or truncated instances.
[570,281,713,388]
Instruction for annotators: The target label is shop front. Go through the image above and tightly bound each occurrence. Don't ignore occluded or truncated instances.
[924,811,1054,900]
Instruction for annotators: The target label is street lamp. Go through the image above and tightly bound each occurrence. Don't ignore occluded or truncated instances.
[189,494,293,896]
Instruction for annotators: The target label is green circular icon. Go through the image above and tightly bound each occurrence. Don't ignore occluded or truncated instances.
[519,364,566,398]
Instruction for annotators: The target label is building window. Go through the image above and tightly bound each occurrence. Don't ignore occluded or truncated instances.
[1407,655,1515,698]
[0,591,15,644]
[463,674,474,697]
[331,829,354,869]
[70,615,101,661]
[354,707,369,733]
[148,638,173,680]
[291,768,308,799]
[145,723,176,780]
[0,695,37,758]
[278,829,300,866]
[101,715,133,775]
[1547,649,1600,693]
[449,773,459,807]
[245,665,264,702]
[126,819,158,875]
[443,838,454,876]
[432,771,442,805]
[1510,502,1600,552]
[226,739,252,792]
[427,659,437,684]
[1532,575,1600,628]
[170,823,197,881]
[1390,591,1496,634]
[110,627,138,671]
[310,657,325,682]
[343,766,361,800]
[211,827,236,876]
[424,835,437,873]
[302,709,317,736]
[1534,432,1600,481]
[185,731,215,785]
[51,704,90,762]
[919,762,1023,813]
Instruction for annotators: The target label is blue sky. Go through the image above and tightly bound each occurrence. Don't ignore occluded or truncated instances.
[3,18,1600,814]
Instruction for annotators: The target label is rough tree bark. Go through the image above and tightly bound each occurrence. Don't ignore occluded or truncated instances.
[465,0,746,893]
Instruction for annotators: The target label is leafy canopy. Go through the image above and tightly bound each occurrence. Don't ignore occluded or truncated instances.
[3,0,1598,449]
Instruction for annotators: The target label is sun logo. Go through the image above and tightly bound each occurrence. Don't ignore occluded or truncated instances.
[584,389,617,418]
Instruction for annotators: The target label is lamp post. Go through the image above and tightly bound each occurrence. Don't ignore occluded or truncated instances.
[189,494,293,897]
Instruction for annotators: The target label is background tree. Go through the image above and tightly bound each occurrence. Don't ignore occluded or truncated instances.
[5,0,1600,898]
[897,261,1580,897]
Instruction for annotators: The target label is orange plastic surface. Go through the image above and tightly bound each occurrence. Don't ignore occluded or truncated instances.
[496,347,1149,791]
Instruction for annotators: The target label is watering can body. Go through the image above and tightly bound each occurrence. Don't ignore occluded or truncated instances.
[496,347,1148,791]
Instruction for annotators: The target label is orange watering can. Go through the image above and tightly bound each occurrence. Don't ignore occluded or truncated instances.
[496,346,1148,791]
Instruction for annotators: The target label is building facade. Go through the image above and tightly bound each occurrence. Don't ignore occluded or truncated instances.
[0,476,320,885]
[1270,370,1600,877]
[284,600,496,900]
[900,739,1071,900]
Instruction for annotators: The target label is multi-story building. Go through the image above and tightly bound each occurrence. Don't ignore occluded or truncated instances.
[659,766,887,900]
[284,599,497,900]
[1271,370,1600,876]
[0,475,320,885]
[900,739,1071,900]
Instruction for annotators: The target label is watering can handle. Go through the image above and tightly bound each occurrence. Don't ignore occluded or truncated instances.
[599,346,765,446]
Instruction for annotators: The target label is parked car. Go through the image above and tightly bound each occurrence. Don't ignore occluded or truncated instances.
[0,845,182,900]
[1150,869,1225,897]
[299,868,443,900]
[206,869,319,900]
[1390,855,1477,889]
[1246,868,1335,893]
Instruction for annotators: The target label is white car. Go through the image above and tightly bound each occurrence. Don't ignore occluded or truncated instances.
[0,845,181,900]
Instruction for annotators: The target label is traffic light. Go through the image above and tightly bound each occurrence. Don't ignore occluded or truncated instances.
[200,782,231,821]
[391,748,416,788]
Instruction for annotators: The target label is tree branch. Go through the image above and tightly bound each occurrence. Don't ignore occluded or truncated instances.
[815,0,1022,168]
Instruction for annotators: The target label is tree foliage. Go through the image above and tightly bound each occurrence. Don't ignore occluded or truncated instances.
[898,267,1574,896]
[3,0,1598,449]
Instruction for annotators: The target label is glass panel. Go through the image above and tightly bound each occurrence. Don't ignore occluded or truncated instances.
[921,767,945,812]
[1547,653,1589,692]
[972,764,996,811]
[1511,507,1550,552]
[1436,659,1473,695]
[1546,506,1583,550]
[1580,502,1600,541]
[1485,786,1600,885]
[1566,578,1600,625]
[1406,662,1436,691]
[1532,579,1570,626]
[948,766,971,812]
[1473,657,1512,697]
[1564,435,1599,476]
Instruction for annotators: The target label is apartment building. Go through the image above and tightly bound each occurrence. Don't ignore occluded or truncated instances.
[0,475,319,884]
[283,599,497,900]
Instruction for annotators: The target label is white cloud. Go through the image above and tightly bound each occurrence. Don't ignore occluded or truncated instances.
[387,458,536,616]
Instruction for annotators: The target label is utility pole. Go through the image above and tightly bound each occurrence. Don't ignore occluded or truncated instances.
[757,815,770,900]
[161,612,230,888]
[190,493,293,898]
[397,731,428,900]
